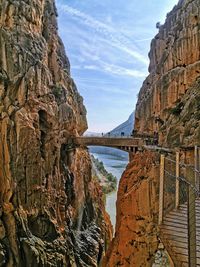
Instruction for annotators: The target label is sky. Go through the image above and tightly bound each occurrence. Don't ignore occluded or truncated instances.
[56,0,178,132]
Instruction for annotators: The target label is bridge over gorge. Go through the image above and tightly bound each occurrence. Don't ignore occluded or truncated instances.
[71,135,172,162]
[73,136,144,152]
[73,136,200,266]
[72,135,200,266]
[72,134,159,153]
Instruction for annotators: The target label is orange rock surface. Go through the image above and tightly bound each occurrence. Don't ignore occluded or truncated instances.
[0,0,112,266]
[135,0,200,147]
[104,0,200,266]
[103,151,160,266]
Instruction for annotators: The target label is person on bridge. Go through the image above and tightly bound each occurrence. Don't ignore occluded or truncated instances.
[153,131,159,145]
[131,129,138,137]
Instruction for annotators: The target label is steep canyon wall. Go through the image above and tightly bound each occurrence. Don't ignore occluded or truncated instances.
[104,0,200,266]
[135,0,200,147]
[0,1,112,266]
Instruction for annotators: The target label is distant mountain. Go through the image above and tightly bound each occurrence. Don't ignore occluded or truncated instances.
[85,112,135,137]
[109,112,134,136]
[89,112,135,156]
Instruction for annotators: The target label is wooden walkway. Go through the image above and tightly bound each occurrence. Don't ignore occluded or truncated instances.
[159,200,200,266]
[73,136,200,266]
[158,148,200,267]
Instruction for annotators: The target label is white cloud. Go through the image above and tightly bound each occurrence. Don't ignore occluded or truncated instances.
[135,38,153,42]
[100,62,147,77]
[57,3,149,65]
[83,65,99,70]
[80,84,131,95]
[73,61,147,78]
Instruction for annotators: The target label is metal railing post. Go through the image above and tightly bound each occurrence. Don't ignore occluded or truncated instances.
[175,151,180,209]
[159,154,165,225]
[186,166,197,267]
[195,145,199,191]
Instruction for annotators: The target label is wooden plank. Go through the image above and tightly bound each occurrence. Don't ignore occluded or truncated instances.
[161,225,187,235]
[179,210,200,215]
[176,253,188,263]
[163,217,187,227]
[172,246,188,255]
[196,258,200,266]
[164,224,187,230]
[179,206,187,211]
[169,211,187,217]
[172,205,187,210]
[161,228,187,238]
[165,211,188,217]
[161,233,187,243]
[173,206,200,214]
[165,214,188,221]
[163,220,187,229]
[164,214,187,221]
[170,241,188,249]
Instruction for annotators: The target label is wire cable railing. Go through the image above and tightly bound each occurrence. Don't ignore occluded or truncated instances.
[158,146,200,267]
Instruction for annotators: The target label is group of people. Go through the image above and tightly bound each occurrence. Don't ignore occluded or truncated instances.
[132,129,159,145]
[101,132,125,137]
[101,130,159,145]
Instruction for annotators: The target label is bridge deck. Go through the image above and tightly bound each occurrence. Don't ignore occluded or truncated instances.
[73,136,145,148]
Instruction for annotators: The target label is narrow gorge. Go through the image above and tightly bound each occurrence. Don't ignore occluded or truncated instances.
[0,0,200,266]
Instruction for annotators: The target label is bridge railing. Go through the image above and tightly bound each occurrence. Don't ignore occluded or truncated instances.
[158,146,200,267]
[81,134,158,147]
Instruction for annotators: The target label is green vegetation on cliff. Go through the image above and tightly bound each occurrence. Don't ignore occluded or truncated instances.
[91,155,117,194]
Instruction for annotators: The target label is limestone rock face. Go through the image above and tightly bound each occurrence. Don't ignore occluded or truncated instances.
[103,152,160,266]
[135,0,200,147]
[0,1,112,266]
[104,0,200,265]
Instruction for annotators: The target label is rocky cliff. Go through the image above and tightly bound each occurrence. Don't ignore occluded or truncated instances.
[135,0,200,147]
[0,1,112,266]
[104,0,200,266]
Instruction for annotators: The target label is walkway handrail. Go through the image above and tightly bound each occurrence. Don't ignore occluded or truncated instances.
[158,146,200,267]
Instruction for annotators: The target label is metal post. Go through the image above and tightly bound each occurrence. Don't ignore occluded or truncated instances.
[175,151,180,209]
[159,154,165,225]
[194,145,199,190]
[186,166,197,267]
[198,147,200,192]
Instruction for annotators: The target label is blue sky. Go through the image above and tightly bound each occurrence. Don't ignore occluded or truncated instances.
[56,0,178,132]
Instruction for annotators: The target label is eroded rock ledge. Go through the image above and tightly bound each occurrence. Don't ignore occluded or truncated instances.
[0,1,112,266]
